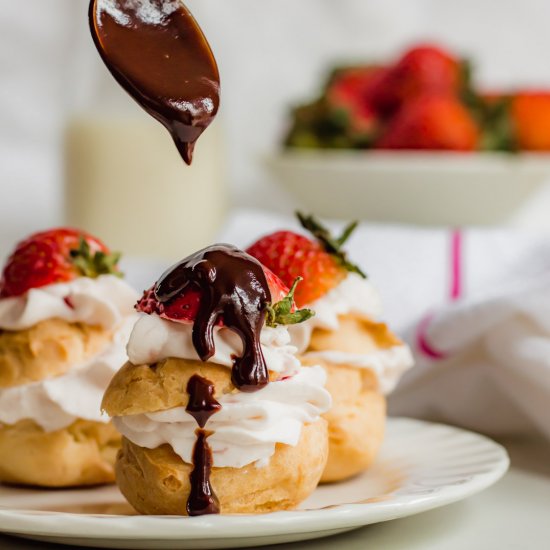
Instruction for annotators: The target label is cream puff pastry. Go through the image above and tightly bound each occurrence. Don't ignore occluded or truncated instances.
[103,244,331,515]
[0,228,138,487]
[247,214,414,482]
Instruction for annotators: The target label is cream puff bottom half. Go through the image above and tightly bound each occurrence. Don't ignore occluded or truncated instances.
[302,359,386,483]
[0,419,120,487]
[303,315,400,482]
[116,419,328,516]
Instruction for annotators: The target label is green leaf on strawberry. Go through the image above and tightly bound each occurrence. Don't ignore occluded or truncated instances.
[296,212,367,279]
[265,277,315,328]
[69,237,123,279]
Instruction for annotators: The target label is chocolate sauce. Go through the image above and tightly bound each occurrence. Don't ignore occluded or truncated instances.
[187,429,219,516]
[185,374,220,516]
[90,0,220,165]
[186,375,221,429]
[155,245,272,392]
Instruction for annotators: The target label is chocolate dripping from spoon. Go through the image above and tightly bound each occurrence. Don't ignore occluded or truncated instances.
[89,0,220,165]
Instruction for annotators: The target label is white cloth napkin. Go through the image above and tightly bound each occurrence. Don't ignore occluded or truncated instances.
[220,209,550,440]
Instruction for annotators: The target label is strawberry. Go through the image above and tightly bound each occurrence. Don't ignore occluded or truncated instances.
[325,66,384,143]
[463,91,550,152]
[510,92,550,151]
[136,285,201,323]
[370,44,462,117]
[246,214,366,308]
[326,72,381,147]
[137,264,313,327]
[0,228,121,299]
[377,95,479,151]
[248,231,343,307]
[285,66,385,150]
[263,268,293,304]
[326,67,380,107]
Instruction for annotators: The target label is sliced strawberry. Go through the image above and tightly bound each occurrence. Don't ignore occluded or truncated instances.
[0,228,121,298]
[136,285,202,323]
[264,269,291,304]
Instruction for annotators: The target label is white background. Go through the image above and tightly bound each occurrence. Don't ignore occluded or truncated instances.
[2,0,550,245]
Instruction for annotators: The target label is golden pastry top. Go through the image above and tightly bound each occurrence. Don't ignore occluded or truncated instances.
[308,314,403,355]
[0,318,112,388]
[102,359,239,417]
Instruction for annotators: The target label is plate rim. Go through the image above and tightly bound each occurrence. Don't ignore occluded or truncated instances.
[0,418,510,541]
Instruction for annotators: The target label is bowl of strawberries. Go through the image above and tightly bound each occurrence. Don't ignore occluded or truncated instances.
[267,43,550,226]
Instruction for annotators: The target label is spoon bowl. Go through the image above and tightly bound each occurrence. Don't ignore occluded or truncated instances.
[89,0,220,164]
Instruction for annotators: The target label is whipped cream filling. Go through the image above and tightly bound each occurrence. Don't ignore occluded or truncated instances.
[127,313,301,375]
[288,273,413,394]
[0,275,139,331]
[308,272,383,330]
[289,273,383,353]
[114,365,331,469]
[305,345,414,395]
[0,316,136,432]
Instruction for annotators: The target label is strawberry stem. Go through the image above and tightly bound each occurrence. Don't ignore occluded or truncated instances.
[265,277,315,328]
[296,212,367,278]
[69,237,123,279]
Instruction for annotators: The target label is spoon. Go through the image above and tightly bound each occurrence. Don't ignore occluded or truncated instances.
[89,0,220,165]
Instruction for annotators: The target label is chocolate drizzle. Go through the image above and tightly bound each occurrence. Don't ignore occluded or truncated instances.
[155,245,272,392]
[187,429,218,516]
[90,0,220,165]
[186,375,220,516]
[186,375,221,429]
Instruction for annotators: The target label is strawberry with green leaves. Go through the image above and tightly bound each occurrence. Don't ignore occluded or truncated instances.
[246,213,366,308]
[286,66,385,150]
[0,228,122,299]
[137,263,314,329]
[324,66,385,147]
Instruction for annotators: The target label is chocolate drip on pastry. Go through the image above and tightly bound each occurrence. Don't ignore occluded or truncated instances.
[90,0,220,165]
[187,429,219,516]
[185,375,220,516]
[186,375,221,429]
[155,245,271,392]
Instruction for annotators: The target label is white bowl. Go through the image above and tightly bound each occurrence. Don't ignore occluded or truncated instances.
[266,150,550,226]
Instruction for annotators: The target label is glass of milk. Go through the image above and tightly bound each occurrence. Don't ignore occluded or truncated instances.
[64,115,228,261]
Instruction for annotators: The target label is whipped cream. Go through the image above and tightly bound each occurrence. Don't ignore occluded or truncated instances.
[0,275,139,331]
[289,273,383,353]
[305,345,414,395]
[288,273,413,394]
[114,365,331,469]
[0,316,136,432]
[128,314,301,375]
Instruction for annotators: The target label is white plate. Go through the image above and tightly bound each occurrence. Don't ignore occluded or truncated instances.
[0,418,509,550]
[267,150,550,226]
